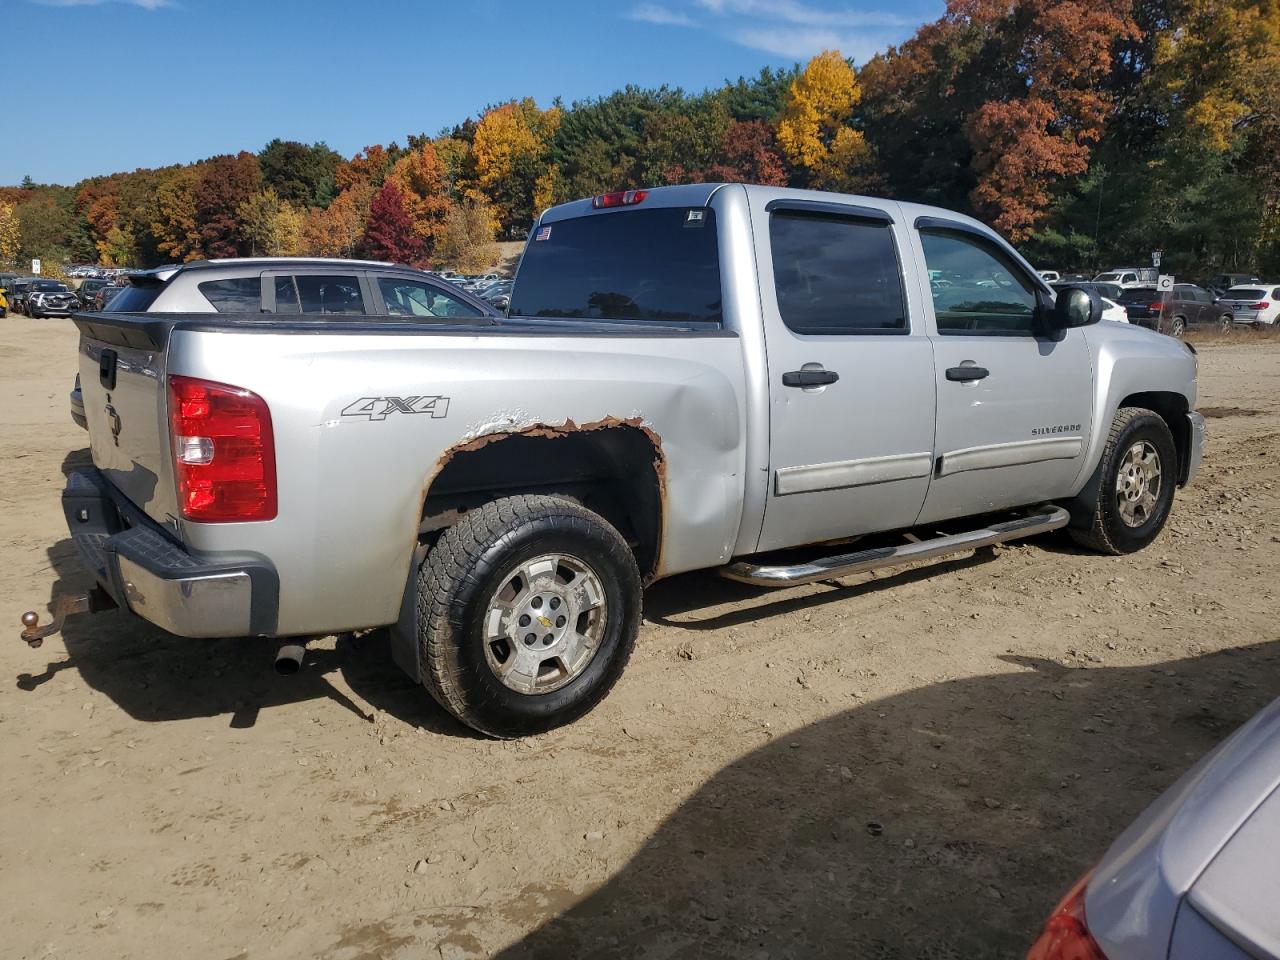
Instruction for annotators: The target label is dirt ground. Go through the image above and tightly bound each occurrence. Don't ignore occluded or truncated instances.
[2,315,1278,960]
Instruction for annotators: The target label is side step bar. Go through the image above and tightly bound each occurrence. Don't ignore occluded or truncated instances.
[719,505,1070,588]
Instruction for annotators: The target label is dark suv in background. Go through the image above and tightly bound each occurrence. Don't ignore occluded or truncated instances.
[1119,283,1233,335]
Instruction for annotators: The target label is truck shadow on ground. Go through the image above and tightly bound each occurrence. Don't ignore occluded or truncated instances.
[487,640,1280,960]
[18,535,998,737]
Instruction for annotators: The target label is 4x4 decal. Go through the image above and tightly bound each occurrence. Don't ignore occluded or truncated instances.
[341,396,451,421]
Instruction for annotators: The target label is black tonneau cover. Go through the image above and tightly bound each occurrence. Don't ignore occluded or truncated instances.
[74,311,730,350]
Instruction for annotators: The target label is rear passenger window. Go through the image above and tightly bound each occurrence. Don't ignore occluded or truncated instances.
[921,231,1038,335]
[377,278,483,319]
[199,277,261,312]
[769,211,906,334]
[295,275,364,315]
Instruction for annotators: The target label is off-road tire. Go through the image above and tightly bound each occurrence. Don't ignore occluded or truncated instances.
[416,494,641,738]
[1068,407,1177,555]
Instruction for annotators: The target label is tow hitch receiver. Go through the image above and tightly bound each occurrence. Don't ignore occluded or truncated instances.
[19,587,117,648]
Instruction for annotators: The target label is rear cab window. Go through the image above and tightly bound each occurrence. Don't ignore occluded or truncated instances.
[511,207,722,324]
[769,210,906,334]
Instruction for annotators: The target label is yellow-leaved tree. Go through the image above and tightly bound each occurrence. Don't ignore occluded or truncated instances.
[776,50,875,191]
[0,200,19,267]
[1155,0,1280,151]
[152,166,204,262]
[468,99,561,235]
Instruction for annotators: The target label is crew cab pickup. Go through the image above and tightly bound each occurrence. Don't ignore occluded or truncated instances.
[31,183,1205,737]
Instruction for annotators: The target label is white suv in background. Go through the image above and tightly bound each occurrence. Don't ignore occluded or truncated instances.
[1219,283,1280,327]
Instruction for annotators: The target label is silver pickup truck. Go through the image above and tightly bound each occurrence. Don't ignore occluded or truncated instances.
[25,183,1204,737]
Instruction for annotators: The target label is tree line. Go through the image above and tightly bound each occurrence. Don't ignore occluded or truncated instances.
[1,0,1276,278]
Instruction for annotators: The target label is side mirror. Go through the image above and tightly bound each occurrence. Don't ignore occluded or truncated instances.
[1048,286,1102,330]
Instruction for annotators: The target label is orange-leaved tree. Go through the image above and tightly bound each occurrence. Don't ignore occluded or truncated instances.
[386,141,453,260]
[961,0,1140,240]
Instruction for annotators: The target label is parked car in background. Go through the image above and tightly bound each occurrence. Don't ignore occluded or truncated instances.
[25,280,79,318]
[91,285,127,311]
[1218,284,1280,327]
[9,278,35,315]
[65,258,499,429]
[1099,298,1128,323]
[1028,694,1280,960]
[1204,272,1261,297]
[1116,287,1162,329]
[1038,270,1061,283]
[76,277,113,308]
[0,284,7,318]
[480,279,513,311]
[1157,283,1236,336]
[1095,267,1158,288]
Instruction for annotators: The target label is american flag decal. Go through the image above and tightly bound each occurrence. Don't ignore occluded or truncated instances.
[535,226,552,241]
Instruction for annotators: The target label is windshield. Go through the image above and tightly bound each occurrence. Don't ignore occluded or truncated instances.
[1225,288,1266,300]
[34,280,68,291]
[511,207,722,324]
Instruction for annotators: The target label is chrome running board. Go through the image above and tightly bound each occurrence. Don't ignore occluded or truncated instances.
[719,505,1070,588]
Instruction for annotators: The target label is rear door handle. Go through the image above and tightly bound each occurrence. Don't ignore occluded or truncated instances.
[945,365,989,382]
[782,368,840,388]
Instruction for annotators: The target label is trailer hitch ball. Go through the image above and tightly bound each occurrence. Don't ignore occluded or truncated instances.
[20,611,44,648]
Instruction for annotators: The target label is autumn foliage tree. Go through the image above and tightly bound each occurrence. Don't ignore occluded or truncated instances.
[386,141,453,259]
[359,180,424,265]
[193,152,262,258]
[0,201,19,266]
[776,50,872,190]
[469,99,562,234]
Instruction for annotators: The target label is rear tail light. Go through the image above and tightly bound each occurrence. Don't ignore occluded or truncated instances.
[1249,301,1270,310]
[1027,872,1108,960]
[1147,302,1164,314]
[591,189,648,208]
[168,374,276,522]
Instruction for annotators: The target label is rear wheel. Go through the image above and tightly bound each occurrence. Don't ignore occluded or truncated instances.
[1069,407,1177,555]
[1168,315,1186,337]
[416,495,641,738]
[1218,314,1232,333]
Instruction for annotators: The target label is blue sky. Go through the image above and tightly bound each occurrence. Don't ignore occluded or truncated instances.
[6,0,943,187]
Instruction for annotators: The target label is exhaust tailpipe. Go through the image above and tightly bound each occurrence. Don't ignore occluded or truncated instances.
[274,643,306,675]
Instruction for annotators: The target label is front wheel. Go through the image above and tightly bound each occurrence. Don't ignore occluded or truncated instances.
[1069,407,1177,554]
[416,495,641,737]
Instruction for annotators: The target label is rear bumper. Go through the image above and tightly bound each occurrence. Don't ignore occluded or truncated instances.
[63,469,279,637]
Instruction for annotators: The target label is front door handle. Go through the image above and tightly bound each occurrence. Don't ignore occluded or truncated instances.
[945,365,989,382]
[782,368,840,388]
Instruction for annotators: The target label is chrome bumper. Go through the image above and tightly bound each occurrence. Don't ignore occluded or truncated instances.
[63,470,278,638]
[1184,411,1206,485]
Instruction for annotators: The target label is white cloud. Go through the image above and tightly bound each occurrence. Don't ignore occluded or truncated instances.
[728,25,893,61]
[626,3,696,26]
[621,0,915,63]
[29,0,172,9]
[697,0,911,29]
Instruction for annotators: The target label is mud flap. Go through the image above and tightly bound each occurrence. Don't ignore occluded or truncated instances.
[389,544,428,683]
